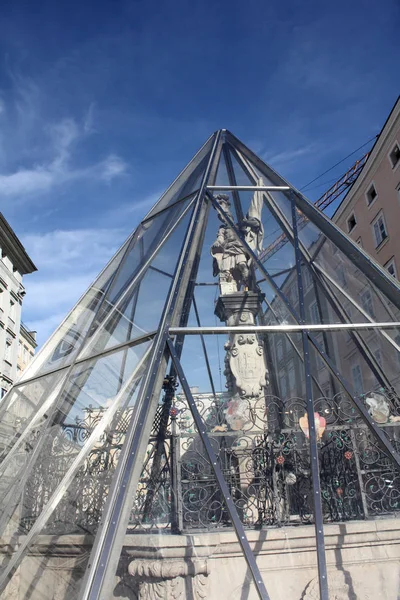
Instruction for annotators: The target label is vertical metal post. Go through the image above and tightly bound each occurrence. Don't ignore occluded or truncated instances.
[349,428,369,519]
[167,338,270,600]
[290,191,329,599]
[170,411,184,533]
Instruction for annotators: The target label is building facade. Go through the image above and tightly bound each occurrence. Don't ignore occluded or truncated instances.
[17,323,37,379]
[0,213,37,396]
[333,96,400,279]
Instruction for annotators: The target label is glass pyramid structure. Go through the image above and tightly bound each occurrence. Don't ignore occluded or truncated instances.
[1,130,400,600]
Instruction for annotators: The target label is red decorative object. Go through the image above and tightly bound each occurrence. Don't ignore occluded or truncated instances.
[276,455,285,465]
[344,451,353,460]
[169,407,179,418]
[336,487,343,497]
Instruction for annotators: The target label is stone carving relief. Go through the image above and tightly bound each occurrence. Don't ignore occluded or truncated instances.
[215,292,269,431]
[128,559,209,600]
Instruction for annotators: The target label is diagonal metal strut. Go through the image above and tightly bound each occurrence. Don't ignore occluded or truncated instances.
[166,338,270,600]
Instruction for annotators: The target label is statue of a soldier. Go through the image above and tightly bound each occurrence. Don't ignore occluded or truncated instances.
[211,183,264,295]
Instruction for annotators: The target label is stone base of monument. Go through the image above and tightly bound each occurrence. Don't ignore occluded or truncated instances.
[214,291,265,325]
[2,519,400,599]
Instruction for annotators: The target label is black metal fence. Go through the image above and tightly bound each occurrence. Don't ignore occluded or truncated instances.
[19,391,400,536]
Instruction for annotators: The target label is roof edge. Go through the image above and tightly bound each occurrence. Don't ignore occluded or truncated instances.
[0,213,37,275]
[332,95,400,222]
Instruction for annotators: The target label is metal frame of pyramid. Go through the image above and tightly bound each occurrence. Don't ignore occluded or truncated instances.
[1,130,400,600]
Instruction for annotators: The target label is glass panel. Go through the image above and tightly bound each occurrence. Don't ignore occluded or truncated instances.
[0,370,68,465]
[102,195,194,309]
[0,354,149,600]
[78,201,194,359]
[194,190,295,329]
[0,340,152,533]
[144,135,213,220]
[17,237,132,383]
[307,335,400,524]
[214,148,230,187]
[290,205,400,324]
[109,328,319,600]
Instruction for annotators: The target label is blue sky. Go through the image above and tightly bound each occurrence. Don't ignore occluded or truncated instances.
[0,0,399,345]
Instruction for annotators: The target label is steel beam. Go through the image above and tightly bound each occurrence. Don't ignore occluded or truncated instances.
[207,185,290,191]
[290,190,329,600]
[169,322,400,334]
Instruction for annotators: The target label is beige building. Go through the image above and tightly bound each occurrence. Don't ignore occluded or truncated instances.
[0,213,37,396]
[17,323,37,378]
[333,96,400,278]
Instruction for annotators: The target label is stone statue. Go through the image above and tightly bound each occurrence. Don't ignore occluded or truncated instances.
[365,392,390,424]
[211,183,264,295]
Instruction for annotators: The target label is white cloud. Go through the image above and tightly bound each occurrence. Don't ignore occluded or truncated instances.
[0,168,54,196]
[83,102,96,134]
[0,114,128,198]
[22,227,127,272]
[100,154,128,182]
[263,143,319,169]
[21,227,129,345]
[26,273,97,313]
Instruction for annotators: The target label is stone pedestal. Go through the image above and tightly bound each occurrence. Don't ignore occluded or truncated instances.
[214,292,268,432]
[3,519,400,599]
[214,291,264,326]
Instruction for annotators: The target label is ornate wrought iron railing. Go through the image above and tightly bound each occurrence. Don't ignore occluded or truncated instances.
[19,391,400,536]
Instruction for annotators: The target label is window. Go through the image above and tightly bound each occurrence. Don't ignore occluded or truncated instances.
[385,257,397,278]
[356,237,363,247]
[360,288,375,318]
[372,212,388,247]
[310,301,320,324]
[0,388,7,399]
[389,141,400,168]
[347,213,357,233]
[9,301,16,323]
[4,339,12,363]
[365,183,378,206]
[351,364,364,396]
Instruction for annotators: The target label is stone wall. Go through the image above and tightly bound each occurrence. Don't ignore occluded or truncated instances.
[2,519,400,599]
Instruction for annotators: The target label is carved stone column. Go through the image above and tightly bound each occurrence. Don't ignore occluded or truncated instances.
[215,292,268,430]
[128,558,210,600]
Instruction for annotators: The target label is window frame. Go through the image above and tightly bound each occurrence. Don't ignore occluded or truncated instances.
[360,287,376,319]
[371,211,388,248]
[365,181,378,207]
[347,212,357,233]
[384,257,397,278]
[388,140,400,170]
